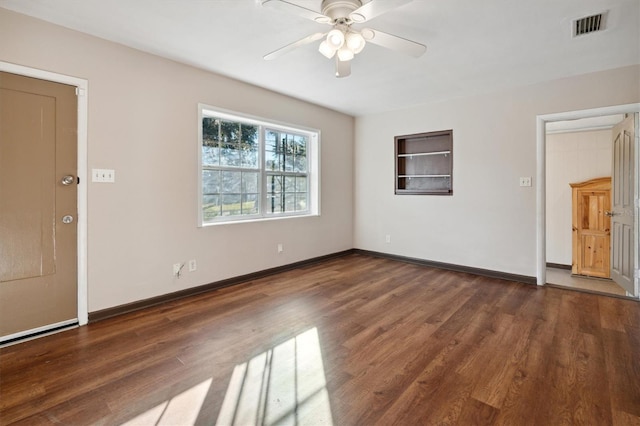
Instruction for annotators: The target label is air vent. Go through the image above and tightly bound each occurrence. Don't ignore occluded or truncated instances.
[573,12,607,37]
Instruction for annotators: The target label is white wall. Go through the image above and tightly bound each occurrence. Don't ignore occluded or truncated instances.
[0,8,354,312]
[354,65,640,277]
[545,129,612,266]
[2,8,638,313]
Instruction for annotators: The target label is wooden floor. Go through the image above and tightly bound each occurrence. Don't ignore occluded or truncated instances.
[1,254,640,425]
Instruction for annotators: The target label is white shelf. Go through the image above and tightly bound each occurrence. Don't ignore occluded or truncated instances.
[397,151,450,158]
[399,174,451,178]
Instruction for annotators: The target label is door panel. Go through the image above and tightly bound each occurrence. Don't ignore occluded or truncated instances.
[0,72,77,339]
[1,90,56,283]
[610,115,635,295]
[570,177,610,278]
[578,190,610,277]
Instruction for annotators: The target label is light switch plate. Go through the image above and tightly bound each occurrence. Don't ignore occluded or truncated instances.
[92,168,115,183]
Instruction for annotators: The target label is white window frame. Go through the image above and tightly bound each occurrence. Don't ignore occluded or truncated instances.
[198,104,320,226]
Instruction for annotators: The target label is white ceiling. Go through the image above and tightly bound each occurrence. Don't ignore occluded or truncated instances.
[1,0,638,116]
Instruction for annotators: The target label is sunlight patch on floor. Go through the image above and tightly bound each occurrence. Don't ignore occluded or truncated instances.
[122,378,212,426]
[216,327,333,426]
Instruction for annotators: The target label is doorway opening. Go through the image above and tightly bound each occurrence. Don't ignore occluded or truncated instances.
[536,104,640,298]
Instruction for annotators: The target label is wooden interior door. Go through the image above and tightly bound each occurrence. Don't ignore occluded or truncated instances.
[610,115,636,295]
[570,177,611,278]
[0,71,78,341]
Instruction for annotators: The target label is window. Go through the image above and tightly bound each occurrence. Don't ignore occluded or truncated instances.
[199,105,319,225]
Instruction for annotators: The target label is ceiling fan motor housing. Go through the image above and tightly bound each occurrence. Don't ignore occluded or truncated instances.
[321,0,363,21]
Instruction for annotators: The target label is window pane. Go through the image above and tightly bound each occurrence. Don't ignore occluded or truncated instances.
[222,171,241,193]
[219,120,239,147]
[242,172,258,193]
[294,135,306,150]
[203,195,221,221]
[267,174,283,193]
[265,149,280,171]
[240,124,258,143]
[220,147,240,167]
[285,193,296,212]
[284,176,296,192]
[294,135,307,172]
[266,130,285,172]
[284,135,294,172]
[296,193,307,211]
[202,145,219,167]
[295,176,307,192]
[242,194,258,215]
[222,194,241,216]
[202,170,220,194]
[266,173,283,214]
[294,156,307,173]
[241,144,258,168]
[276,134,286,153]
[265,130,278,151]
[267,193,283,213]
[239,123,258,168]
[203,117,220,143]
[284,156,294,172]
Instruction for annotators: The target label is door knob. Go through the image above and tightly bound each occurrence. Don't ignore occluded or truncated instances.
[62,215,74,224]
[61,175,75,185]
[605,211,618,217]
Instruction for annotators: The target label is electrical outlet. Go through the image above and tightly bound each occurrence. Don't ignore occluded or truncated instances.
[277,243,284,253]
[385,235,391,243]
[188,259,197,272]
[519,176,532,187]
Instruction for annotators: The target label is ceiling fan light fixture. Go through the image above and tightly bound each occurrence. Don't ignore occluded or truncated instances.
[346,32,366,53]
[350,12,366,23]
[326,29,345,49]
[314,16,332,24]
[318,40,337,58]
[361,28,375,40]
[337,47,355,61]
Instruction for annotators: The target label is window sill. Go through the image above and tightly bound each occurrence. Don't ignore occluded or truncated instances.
[200,212,319,227]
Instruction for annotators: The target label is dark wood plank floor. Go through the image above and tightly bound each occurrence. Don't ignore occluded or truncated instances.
[1,254,639,425]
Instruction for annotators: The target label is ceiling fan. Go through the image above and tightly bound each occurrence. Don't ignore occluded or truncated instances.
[262,0,427,78]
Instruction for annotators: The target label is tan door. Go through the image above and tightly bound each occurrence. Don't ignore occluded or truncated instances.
[0,71,78,340]
[610,115,635,295]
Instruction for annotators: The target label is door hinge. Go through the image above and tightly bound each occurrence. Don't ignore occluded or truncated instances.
[75,87,86,97]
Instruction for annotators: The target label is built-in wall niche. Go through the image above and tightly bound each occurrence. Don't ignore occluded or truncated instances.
[395,130,453,195]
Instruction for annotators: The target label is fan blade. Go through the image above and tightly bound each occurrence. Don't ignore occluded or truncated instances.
[264,32,326,60]
[361,28,426,57]
[349,0,412,23]
[262,0,332,24]
[335,57,351,78]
